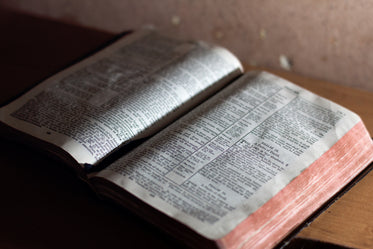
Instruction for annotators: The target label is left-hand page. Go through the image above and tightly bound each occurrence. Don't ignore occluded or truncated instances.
[0,29,243,168]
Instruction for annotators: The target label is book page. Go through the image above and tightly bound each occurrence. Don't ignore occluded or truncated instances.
[94,72,360,239]
[0,30,242,166]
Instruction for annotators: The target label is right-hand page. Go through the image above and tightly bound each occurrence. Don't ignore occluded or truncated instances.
[93,71,369,240]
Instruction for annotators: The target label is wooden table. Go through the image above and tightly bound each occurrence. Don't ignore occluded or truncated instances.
[1,8,373,249]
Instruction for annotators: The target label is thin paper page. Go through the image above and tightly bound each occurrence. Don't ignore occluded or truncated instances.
[0,30,242,166]
[95,72,360,239]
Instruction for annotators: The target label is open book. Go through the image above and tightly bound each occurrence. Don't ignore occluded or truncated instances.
[1,30,373,249]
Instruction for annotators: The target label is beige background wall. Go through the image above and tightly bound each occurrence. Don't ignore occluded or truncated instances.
[1,0,372,91]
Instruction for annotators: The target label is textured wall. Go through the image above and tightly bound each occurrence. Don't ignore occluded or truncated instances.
[2,0,373,91]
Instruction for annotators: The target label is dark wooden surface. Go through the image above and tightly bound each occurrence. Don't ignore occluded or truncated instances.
[1,8,373,249]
